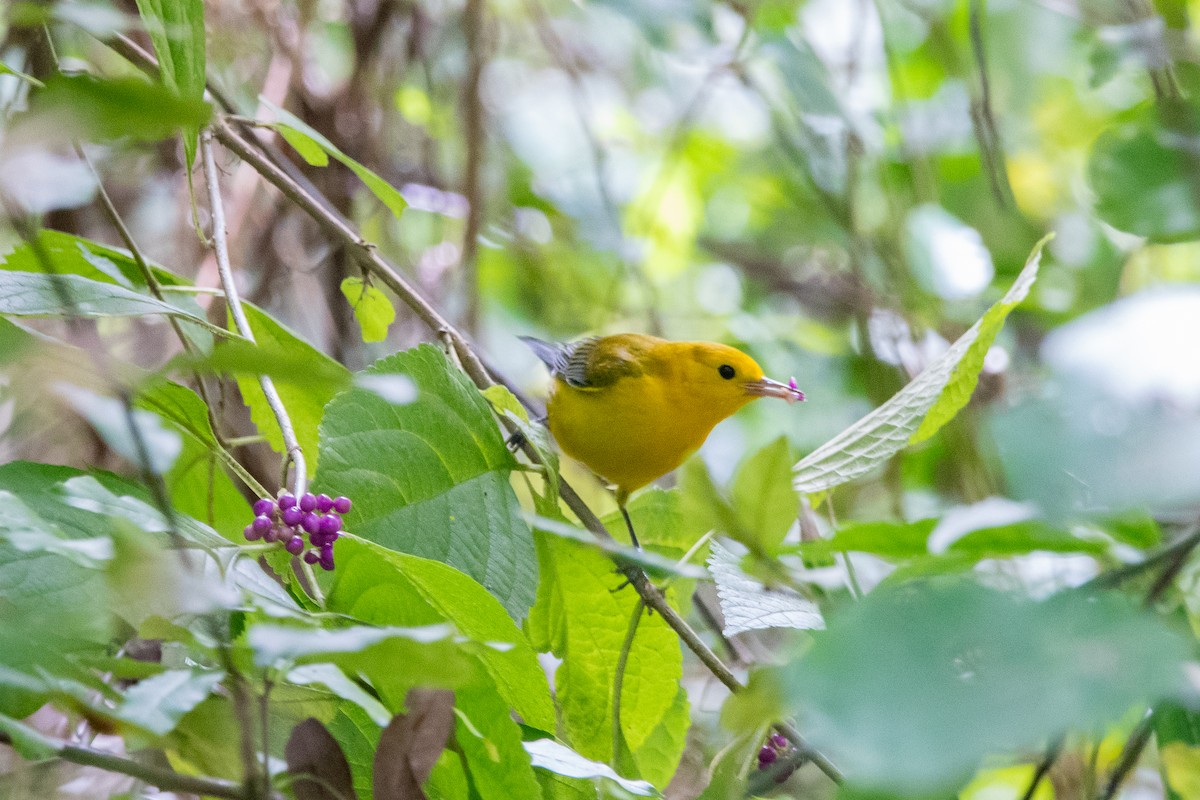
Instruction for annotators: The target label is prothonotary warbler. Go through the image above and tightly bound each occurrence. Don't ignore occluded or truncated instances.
[522,333,804,547]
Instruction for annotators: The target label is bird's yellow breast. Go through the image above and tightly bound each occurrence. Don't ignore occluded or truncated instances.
[546,367,743,497]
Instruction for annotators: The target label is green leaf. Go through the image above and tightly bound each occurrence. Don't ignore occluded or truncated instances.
[316,345,537,618]
[709,539,823,636]
[794,235,1049,493]
[248,621,459,665]
[326,704,382,800]
[340,277,396,343]
[730,437,797,551]
[328,536,554,730]
[117,668,225,736]
[132,0,207,164]
[278,124,330,166]
[1088,105,1200,242]
[454,686,543,800]
[0,714,60,760]
[625,687,689,789]
[532,531,683,766]
[798,519,936,561]
[0,271,229,337]
[0,61,44,87]
[600,488,704,554]
[287,664,392,727]
[31,74,211,145]
[234,303,350,479]
[267,106,408,219]
[777,580,1190,794]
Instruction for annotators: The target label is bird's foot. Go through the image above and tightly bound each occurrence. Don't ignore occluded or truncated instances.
[505,430,527,452]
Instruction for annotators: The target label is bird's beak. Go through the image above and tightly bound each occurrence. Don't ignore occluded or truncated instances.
[744,376,806,404]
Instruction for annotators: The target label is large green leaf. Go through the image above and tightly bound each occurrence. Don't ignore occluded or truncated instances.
[777,580,1189,794]
[529,530,684,777]
[730,437,798,551]
[793,235,1048,494]
[132,0,207,164]
[316,345,537,618]
[234,303,350,480]
[327,536,554,731]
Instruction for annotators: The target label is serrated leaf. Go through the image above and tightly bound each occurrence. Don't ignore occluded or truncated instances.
[626,687,688,789]
[525,738,656,796]
[0,271,228,337]
[793,235,1049,494]
[326,704,381,800]
[340,277,396,342]
[328,536,554,731]
[234,303,350,479]
[534,531,683,762]
[316,345,537,618]
[709,539,823,635]
[267,105,407,219]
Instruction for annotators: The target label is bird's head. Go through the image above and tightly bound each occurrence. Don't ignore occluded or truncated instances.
[672,342,805,419]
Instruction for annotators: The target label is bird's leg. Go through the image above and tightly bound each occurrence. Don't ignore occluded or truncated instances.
[619,503,641,550]
[504,430,527,451]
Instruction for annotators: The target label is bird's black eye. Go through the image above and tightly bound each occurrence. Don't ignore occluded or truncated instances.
[718,364,736,380]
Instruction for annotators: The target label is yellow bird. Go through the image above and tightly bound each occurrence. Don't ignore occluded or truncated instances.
[522,334,804,547]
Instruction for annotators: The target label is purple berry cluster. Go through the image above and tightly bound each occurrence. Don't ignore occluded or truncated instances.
[243,492,351,571]
[757,733,796,783]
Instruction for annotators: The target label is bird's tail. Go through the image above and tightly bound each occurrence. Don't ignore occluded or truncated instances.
[518,335,566,372]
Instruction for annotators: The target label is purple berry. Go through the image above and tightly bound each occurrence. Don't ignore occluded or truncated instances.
[316,493,333,513]
[243,524,260,541]
[770,733,788,750]
[308,531,327,548]
[281,506,303,527]
[758,746,777,767]
[278,493,296,510]
[319,513,342,537]
[252,515,273,534]
[253,498,275,517]
[303,550,320,564]
[319,546,335,571]
[299,493,317,512]
[301,512,321,535]
[285,536,305,555]
[333,496,351,514]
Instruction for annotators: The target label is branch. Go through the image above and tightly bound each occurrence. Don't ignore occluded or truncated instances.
[0,729,255,800]
[1098,710,1155,800]
[461,0,486,333]
[200,130,308,499]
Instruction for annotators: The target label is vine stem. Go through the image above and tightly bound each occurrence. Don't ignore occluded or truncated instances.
[200,129,307,500]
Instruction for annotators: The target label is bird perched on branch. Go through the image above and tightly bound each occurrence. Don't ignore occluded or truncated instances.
[521,333,804,548]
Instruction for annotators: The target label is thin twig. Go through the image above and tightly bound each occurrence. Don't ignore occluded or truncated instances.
[1098,710,1154,800]
[461,0,486,333]
[1019,736,1063,800]
[967,0,1014,207]
[200,129,308,500]
[0,729,256,800]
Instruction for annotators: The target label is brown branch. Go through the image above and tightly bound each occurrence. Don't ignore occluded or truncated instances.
[461,0,487,333]
[0,729,255,800]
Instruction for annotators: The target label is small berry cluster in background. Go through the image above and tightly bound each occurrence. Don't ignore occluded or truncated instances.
[757,733,797,783]
[243,492,351,571]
